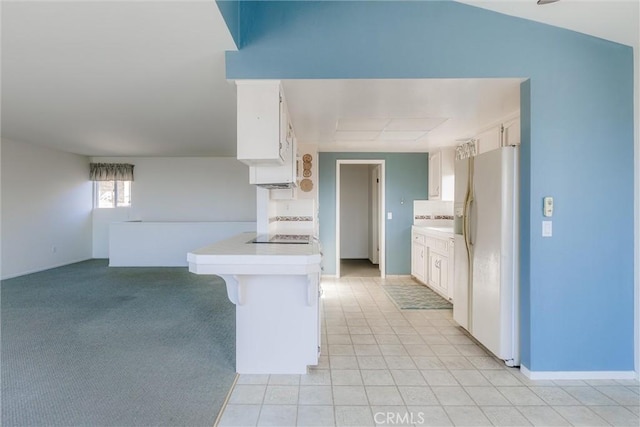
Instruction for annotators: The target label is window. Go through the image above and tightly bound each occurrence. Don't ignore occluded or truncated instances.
[95,180,131,208]
[89,162,134,208]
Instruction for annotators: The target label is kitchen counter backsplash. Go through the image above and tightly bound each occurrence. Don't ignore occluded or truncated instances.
[414,200,454,227]
[269,199,316,235]
[415,214,454,220]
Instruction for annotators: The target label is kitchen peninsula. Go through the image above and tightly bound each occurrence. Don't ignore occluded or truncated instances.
[187,232,322,374]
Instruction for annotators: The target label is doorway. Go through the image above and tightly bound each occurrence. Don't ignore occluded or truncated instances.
[335,160,385,278]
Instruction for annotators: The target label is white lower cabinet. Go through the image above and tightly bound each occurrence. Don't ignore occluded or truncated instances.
[427,248,449,297]
[411,226,454,301]
[411,229,426,283]
[411,241,426,283]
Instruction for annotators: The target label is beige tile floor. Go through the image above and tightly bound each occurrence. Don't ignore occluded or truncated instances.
[217,276,640,427]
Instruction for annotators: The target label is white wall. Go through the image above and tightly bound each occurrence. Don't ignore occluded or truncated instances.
[109,221,256,266]
[340,164,369,259]
[1,138,93,279]
[91,157,256,257]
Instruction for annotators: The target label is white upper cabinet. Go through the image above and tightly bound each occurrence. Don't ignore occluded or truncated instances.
[476,125,502,155]
[236,80,298,189]
[236,80,289,165]
[502,118,521,146]
[428,148,455,201]
[249,134,297,188]
[475,116,520,155]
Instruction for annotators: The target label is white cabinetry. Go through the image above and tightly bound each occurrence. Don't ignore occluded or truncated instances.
[502,118,520,146]
[476,125,502,155]
[248,133,296,188]
[428,148,455,201]
[237,81,287,165]
[475,116,520,155]
[426,236,451,298]
[411,231,426,283]
[411,226,454,301]
[237,80,298,188]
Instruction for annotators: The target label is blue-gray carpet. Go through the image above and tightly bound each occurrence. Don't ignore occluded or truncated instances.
[383,282,453,310]
[1,259,235,427]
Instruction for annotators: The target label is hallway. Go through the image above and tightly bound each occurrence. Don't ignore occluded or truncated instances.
[340,259,380,278]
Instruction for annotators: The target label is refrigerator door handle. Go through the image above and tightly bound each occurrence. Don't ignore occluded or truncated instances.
[463,156,475,252]
[462,156,475,333]
[468,197,474,247]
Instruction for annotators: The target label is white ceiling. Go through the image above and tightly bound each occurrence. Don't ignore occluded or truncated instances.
[282,79,521,152]
[1,1,237,157]
[1,1,637,157]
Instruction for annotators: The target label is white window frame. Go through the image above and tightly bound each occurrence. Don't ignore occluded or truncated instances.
[94,180,132,208]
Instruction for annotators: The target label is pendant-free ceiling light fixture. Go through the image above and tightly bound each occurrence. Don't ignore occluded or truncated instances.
[537,0,560,4]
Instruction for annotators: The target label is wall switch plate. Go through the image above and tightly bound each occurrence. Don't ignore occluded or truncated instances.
[543,196,553,217]
[387,212,392,220]
[542,220,552,237]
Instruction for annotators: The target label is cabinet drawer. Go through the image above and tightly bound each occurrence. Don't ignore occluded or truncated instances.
[435,238,448,252]
[413,233,425,245]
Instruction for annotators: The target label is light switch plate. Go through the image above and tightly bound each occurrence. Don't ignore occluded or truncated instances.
[542,220,552,237]
[387,212,393,220]
[543,196,553,217]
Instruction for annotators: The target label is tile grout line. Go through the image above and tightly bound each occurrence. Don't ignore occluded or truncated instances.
[220,276,639,426]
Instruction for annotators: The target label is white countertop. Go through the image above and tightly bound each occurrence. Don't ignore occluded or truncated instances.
[187,232,322,275]
[412,225,455,238]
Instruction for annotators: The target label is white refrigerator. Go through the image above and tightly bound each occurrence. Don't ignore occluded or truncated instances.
[453,146,519,367]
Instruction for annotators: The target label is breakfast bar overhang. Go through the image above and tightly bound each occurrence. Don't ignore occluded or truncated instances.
[187,232,323,374]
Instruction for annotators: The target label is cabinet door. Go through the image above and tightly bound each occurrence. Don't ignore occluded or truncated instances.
[438,255,449,295]
[236,82,282,164]
[476,126,502,155]
[428,151,441,200]
[411,242,425,282]
[502,118,520,146]
[428,251,448,292]
[317,275,323,357]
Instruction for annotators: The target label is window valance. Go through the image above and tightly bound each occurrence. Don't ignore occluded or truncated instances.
[90,163,135,181]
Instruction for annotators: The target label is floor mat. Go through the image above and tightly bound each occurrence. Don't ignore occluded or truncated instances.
[382,282,453,309]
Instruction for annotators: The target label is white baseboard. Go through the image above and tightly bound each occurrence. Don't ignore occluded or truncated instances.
[1,257,93,280]
[520,365,637,380]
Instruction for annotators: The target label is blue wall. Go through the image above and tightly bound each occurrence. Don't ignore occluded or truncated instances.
[319,153,429,275]
[215,1,240,48]
[221,1,635,373]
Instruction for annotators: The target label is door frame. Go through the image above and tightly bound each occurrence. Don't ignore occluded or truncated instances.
[369,164,381,265]
[335,159,386,278]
